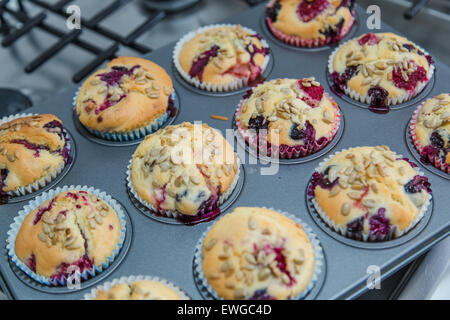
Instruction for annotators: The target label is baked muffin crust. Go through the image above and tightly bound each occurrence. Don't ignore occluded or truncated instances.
[95,280,184,300]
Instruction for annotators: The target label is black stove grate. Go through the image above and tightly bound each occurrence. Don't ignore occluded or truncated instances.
[0,0,260,83]
[0,0,165,83]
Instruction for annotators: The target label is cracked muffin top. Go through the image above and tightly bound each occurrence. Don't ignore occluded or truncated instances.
[15,190,121,279]
[202,207,315,300]
[237,78,339,147]
[331,32,434,104]
[178,25,270,86]
[414,94,450,167]
[76,56,173,133]
[95,280,184,300]
[0,114,70,194]
[266,0,355,41]
[311,146,432,240]
[130,122,238,217]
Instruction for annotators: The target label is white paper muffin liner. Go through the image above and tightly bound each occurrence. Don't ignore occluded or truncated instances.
[0,113,72,197]
[73,86,173,141]
[410,97,449,174]
[234,81,341,159]
[127,156,241,220]
[173,24,271,92]
[327,39,435,106]
[193,207,324,300]
[6,185,127,286]
[265,0,355,48]
[84,275,190,300]
[308,147,432,241]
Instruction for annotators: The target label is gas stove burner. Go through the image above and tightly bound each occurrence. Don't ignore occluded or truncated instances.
[0,88,33,118]
[141,0,201,12]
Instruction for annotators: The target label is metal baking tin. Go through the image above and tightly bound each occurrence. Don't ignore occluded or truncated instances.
[0,4,449,299]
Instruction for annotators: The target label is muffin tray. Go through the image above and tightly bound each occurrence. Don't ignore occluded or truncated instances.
[0,3,449,299]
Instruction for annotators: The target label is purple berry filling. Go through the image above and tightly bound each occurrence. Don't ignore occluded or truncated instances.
[248,115,269,133]
[0,168,9,202]
[368,85,390,114]
[249,288,276,300]
[346,216,364,239]
[397,157,418,168]
[33,198,56,225]
[189,45,220,82]
[369,208,391,238]
[392,64,428,92]
[320,18,345,43]
[404,175,432,194]
[308,169,339,196]
[421,132,449,165]
[10,139,50,157]
[357,33,380,46]
[97,65,140,87]
[330,65,358,96]
[288,121,318,151]
[50,254,94,282]
[266,0,282,22]
[297,0,330,23]
[26,254,36,273]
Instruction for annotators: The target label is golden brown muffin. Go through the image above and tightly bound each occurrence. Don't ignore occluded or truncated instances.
[412,94,449,173]
[14,190,121,280]
[310,146,432,241]
[330,32,434,111]
[75,56,173,134]
[266,0,355,46]
[201,207,316,300]
[94,279,185,300]
[236,78,340,158]
[129,122,238,220]
[0,114,71,195]
[176,25,270,90]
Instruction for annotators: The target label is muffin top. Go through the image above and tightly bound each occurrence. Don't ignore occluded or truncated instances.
[15,190,121,279]
[76,56,173,133]
[202,207,315,300]
[178,25,269,86]
[311,146,431,239]
[414,94,450,166]
[331,32,433,101]
[95,280,184,300]
[0,114,70,194]
[237,78,338,147]
[266,0,354,41]
[130,122,238,216]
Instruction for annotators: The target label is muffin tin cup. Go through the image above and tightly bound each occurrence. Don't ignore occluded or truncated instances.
[192,207,325,300]
[307,147,432,242]
[6,185,127,287]
[327,39,435,107]
[126,156,242,224]
[172,24,271,93]
[73,86,175,142]
[84,275,190,300]
[0,113,73,199]
[235,88,341,160]
[409,98,449,175]
[265,0,356,48]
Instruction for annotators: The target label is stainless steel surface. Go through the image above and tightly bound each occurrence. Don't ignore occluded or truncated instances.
[0,3,449,300]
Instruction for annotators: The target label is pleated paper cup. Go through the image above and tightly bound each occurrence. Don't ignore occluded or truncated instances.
[410,98,449,174]
[6,185,127,286]
[328,40,435,105]
[308,148,432,241]
[193,207,324,300]
[84,275,190,300]
[173,24,271,92]
[0,113,72,197]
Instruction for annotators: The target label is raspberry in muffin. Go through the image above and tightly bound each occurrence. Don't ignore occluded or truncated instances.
[411,94,449,173]
[128,122,239,223]
[174,24,270,92]
[13,190,122,284]
[266,0,355,47]
[92,278,186,300]
[75,56,174,140]
[200,207,317,300]
[0,114,71,198]
[329,32,434,113]
[309,146,432,241]
[235,78,340,159]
